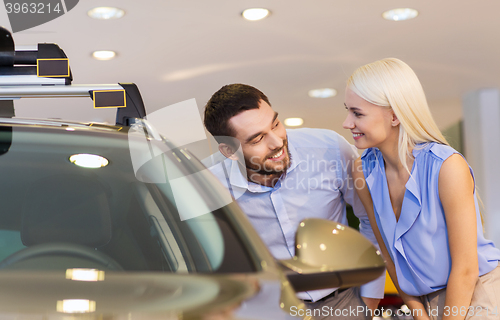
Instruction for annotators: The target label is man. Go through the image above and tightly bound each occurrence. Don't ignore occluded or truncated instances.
[203,84,384,319]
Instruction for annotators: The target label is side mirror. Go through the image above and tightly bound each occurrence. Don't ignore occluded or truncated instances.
[279,218,384,292]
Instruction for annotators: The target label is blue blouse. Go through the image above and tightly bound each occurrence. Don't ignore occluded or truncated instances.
[362,142,500,296]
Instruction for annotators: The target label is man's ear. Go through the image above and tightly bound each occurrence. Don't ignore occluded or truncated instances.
[219,143,239,161]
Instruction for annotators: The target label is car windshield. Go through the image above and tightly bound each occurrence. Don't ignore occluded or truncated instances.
[0,122,257,274]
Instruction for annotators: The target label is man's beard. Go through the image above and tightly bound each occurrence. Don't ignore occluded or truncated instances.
[245,138,291,176]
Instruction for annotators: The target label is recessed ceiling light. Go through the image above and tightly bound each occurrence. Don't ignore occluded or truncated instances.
[382,8,418,21]
[308,88,337,98]
[92,50,116,60]
[242,8,270,21]
[284,118,304,127]
[69,154,109,168]
[87,7,125,20]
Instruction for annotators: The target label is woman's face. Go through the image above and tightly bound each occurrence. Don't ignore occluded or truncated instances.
[342,87,398,150]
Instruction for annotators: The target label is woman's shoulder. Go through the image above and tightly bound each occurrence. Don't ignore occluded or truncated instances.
[415,142,460,163]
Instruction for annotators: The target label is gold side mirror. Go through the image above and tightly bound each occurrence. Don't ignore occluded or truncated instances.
[279,218,384,292]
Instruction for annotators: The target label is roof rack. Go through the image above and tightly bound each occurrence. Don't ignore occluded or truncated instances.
[0,27,146,126]
[0,26,72,85]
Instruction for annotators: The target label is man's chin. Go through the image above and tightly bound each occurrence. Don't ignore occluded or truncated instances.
[261,159,290,175]
[247,161,286,176]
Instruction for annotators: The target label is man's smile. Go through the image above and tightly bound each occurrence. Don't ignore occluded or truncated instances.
[268,148,285,161]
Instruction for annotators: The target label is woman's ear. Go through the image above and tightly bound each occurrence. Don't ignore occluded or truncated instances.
[391,111,400,127]
[218,143,239,160]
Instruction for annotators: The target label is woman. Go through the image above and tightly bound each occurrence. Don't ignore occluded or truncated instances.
[343,58,500,320]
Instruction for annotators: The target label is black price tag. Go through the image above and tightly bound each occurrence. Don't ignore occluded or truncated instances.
[93,90,126,109]
[37,58,69,77]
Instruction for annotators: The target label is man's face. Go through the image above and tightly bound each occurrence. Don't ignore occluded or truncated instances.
[228,100,290,176]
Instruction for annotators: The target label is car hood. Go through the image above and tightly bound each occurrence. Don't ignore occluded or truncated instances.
[0,270,267,320]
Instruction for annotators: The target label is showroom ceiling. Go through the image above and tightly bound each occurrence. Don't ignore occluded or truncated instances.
[4,0,500,144]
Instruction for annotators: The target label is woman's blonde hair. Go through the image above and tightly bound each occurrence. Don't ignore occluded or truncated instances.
[347,58,448,173]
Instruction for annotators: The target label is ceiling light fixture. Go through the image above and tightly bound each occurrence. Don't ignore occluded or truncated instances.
[284,118,304,127]
[87,7,125,20]
[242,8,270,21]
[92,50,116,60]
[382,8,419,21]
[69,154,109,168]
[308,88,337,98]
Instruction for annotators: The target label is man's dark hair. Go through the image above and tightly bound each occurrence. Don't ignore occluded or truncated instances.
[204,84,270,142]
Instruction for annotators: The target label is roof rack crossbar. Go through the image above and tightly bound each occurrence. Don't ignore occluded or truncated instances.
[0,84,124,99]
[13,51,37,65]
[0,75,66,86]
